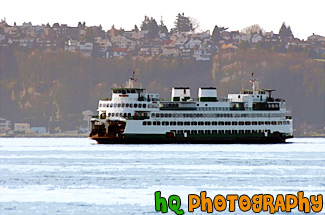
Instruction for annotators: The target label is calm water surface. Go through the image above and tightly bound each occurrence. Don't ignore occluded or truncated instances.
[0,138,324,214]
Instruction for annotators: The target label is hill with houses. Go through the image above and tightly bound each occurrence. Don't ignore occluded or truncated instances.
[0,18,324,60]
[0,17,324,135]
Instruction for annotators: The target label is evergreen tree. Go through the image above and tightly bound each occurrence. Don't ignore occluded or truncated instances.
[147,18,159,39]
[279,22,293,39]
[159,17,168,34]
[140,16,150,31]
[141,16,159,39]
[211,25,228,45]
[174,13,194,33]
[133,25,139,32]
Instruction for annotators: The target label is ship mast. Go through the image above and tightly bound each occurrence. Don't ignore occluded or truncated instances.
[128,71,135,88]
[250,72,259,91]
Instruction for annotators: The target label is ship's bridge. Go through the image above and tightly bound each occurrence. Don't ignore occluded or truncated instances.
[228,89,275,103]
[110,88,159,102]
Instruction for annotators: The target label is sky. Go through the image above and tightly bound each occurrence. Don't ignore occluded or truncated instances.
[1,0,324,40]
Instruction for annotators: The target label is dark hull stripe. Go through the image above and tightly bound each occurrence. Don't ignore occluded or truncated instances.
[90,134,292,144]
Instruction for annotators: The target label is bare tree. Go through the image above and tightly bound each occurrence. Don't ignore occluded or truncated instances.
[241,24,265,35]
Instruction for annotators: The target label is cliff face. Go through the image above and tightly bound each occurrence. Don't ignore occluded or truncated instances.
[1,48,324,133]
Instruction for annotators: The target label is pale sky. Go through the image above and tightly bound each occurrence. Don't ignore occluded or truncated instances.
[1,0,324,40]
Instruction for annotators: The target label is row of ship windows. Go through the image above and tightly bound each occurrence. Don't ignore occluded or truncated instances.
[142,121,290,126]
[106,113,285,118]
[150,113,284,118]
[175,130,271,135]
[99,103,159,108]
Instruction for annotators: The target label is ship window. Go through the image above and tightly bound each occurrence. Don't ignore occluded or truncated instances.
[162,121,169,126]
[128,113,131,117]
[134,104,138,108]
[239,121,244,125]
[109,103,112,108]
[153,121,157,126]
[122,103,125,108]
[156,113,159,117]
[107,113,111,117]
[265,121,270,125]
[205,130,211,134]
[184,121,190,126]
[123,113,127,117]
[164,113,169,118]
[138,104,142,108]
[232,130,238,134]
[245,121,251,125]
[118,103,121,108]
[198,121,204,126]
[112,113,115,117]
[191,121,197,126]
[143,121,147,126]
[198,130,204,134]
[177,122,183,126]
[130,103,133,108]
[272,121,277,125]
[143,104,146,108]
[258,121,264,125]
[212,130,217,134]
[168,113,172,118]
[245,130,251,134]
[160,113,164,118]
[219,130,224,134]
[252,121,257,125]
[218,121,224,126]
[147,121,151,126]
[126,103,129,108]
[212,121,218,125]
[99,104,102,107]
[151,113,155,118]
[191,130,197,134]
[225,121,231,125]
[157,121,161,126]
[205,121,211,126]
[113,103,116,108]
[232,121,237,125]
[170,121,176,126]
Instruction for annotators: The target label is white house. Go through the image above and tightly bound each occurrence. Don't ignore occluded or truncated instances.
[78,42,93,57]
[251,34,263,44]
[110,35,136,49]
[64,39,78,52]
[0,118,11,134]
[162,46,179,57]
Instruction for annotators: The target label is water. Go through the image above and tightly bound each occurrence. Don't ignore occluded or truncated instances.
[0,138,324,214]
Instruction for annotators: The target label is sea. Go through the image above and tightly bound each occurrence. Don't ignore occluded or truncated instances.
[0,137,324,215]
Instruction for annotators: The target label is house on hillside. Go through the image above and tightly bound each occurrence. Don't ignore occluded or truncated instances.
[139,46,161,57]
[0,118,11,134]
[106,47,128,58]
[64,39,78,52]
[193,39,212,61]
[307,33,324,46]
[162,46,179,57]
[110,35,136,49]
[262,31,281,47]
[79,41,93,57]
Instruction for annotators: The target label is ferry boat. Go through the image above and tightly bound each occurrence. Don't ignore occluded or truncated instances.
[89,75,293,144]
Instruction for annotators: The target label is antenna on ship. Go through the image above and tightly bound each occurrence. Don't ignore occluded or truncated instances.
[128,71,136,88]
[249,72,259,91]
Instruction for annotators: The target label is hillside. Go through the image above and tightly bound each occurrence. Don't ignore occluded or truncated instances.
[0,48,324,134]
